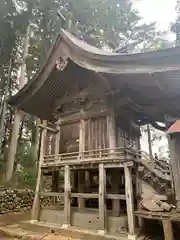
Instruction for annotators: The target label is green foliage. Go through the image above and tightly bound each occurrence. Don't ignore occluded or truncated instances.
[171,0,180,44]
[59,0,159,50]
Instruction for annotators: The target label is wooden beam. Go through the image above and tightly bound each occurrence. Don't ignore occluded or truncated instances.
[162,219,174,240]
[98,163,107,234]
[124,166,136,239]
[106,194,126,200]
[38,124,58,133]
[39,192,64,197]
[31,120,47,222]
[63,165,71,228]
[71,193,98,199]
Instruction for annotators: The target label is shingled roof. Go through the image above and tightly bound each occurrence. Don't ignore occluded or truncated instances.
[167,120,180,134]
[8,29,180,121]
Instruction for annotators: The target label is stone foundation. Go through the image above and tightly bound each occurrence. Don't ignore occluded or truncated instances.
[0,189,49,214]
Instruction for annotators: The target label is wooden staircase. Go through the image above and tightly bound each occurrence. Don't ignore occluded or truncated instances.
[136,152,172,197]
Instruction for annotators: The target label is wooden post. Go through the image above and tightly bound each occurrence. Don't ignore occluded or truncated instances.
[78,170,85,208]
[63,165,71,228]
[168,134,180,208]
[78,119,85,208]
[107,111,116,152]
[124,166,136,239]
[107,112,120,216]
[79,119,85,157]
[98,163,107,234]
[31,120,47,222]
[162,219,174,240]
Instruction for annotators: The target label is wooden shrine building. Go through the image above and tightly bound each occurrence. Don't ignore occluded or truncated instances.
[9,29,180,240]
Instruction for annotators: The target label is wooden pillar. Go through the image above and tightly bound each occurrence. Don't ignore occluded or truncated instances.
[78,119,85,208]
[78,170,85,208]
[31,120,47,222]
[111,169,120,217]
[79,119,85,157]
[162,219,174,240]
[98,163,107,234]
[168,134,180,208]
[107,111,116,152]
[63,165,71,228]
[124,166,136,239]
[107,112,120,216]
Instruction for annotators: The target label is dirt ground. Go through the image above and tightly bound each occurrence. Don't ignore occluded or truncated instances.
[0,212,77,240]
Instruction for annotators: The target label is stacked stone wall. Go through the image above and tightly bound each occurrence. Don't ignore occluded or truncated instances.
[0,189,49,214]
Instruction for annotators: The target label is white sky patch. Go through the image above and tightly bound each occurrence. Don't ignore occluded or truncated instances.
[134,0,177,30]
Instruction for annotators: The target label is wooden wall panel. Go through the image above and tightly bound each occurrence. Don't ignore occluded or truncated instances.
[85,116,108,153]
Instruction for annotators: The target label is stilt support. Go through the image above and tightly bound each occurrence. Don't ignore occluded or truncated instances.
[124,166,136,239]
[31,121,47,221]
[98,163,107,234]
[63,165,71,228]
[162,219,174,240]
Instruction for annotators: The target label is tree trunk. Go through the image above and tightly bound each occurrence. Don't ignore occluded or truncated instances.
[5,24,30,182]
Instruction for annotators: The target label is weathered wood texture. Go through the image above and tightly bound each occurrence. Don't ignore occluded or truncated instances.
[79,119,85,155]
[162,219,174,240]
[31,120,47,221]
[64,165,71,226]
[169,135,180,208]
[99,163,107,232]
[107,112,116,151]
[124,166,136,236]
[85,116,108,152]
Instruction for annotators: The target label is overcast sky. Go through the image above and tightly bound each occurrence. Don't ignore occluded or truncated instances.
[135,0,177,30]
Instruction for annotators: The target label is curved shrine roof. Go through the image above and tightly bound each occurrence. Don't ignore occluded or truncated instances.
[9,29,180,121]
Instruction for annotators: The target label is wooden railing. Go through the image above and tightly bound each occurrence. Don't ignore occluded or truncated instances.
[42,147,137,167]
[41,147,172,179]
